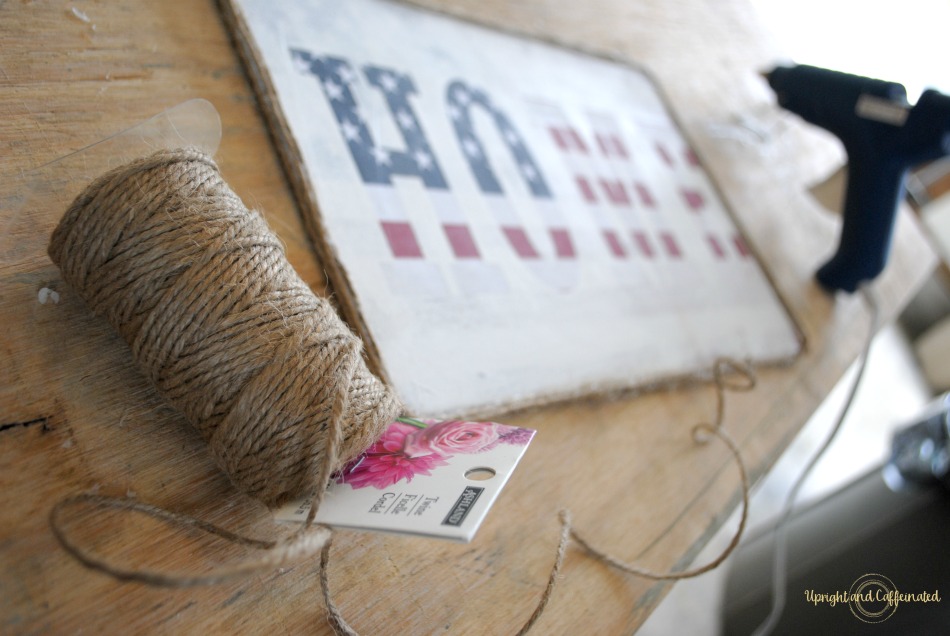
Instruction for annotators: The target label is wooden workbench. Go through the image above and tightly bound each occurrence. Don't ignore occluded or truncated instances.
[0,1,936,634]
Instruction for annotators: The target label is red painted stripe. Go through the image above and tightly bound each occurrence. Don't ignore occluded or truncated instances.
[549,127,568,150]
[734,234,751,258]
[707,234,726,259]
[443,224,480,258]
[381,221,423,258]
[502,226,540,258]
[576,175,598,203]
[603,230,627,258]
[612,136,629,159]
[550,228,576,258]
[685,147,700,167]
[599,178,631,206]
[634,182,656,208]
[596,134,629,159]
[660,232,683,259]
[569,128,589,154]
[656,142,674,167]
[681,188,705,211]
[632,231,655,259]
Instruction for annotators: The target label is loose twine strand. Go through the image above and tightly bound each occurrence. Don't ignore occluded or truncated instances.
[48,338,360,587]
[521,358,754,634]
[319,358,756,635]
[49,148,757,634]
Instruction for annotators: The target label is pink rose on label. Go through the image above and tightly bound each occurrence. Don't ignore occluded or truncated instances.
[402,420,500,458]
[339,451,449,490]
[336,421,450,490]
[333,419,533,490]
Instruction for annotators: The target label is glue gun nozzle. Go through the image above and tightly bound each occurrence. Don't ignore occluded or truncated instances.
[759,67,779,87]
[759,63,795,86]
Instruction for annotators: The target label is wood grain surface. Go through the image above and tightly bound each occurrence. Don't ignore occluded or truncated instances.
[0,1,936,634]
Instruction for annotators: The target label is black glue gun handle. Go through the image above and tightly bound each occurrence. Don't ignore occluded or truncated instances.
[816,157,905,293]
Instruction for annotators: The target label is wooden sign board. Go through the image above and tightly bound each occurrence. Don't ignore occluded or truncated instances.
[222,0,802,417]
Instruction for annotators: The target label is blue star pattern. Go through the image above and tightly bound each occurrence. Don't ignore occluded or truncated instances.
[445,80,552,199]
[292,49,448,190]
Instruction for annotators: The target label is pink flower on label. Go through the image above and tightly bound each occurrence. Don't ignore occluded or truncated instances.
[334,419,530,490]
[339,451,449,490]
[402,420,501,458]
[336,421,450,490]
[497,426,534,446]
[373,421,418,454]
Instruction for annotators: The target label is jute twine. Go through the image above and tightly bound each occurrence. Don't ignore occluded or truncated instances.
[47,148,756,634]
[48,147,401,508]
[319,358,754,635]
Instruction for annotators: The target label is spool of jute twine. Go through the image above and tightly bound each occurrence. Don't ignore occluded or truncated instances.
[46,147,759,634]
[48,147,402,507]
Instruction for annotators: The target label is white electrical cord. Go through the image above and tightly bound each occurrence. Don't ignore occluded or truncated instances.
[752,284,880,636]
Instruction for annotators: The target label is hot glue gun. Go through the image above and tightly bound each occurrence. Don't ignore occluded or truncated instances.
[765,64,950,293]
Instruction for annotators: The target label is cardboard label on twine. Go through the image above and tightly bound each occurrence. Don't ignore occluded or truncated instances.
[274,419,535,541]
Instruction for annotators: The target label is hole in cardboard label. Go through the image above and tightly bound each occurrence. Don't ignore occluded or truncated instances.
[465,467,496,481]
